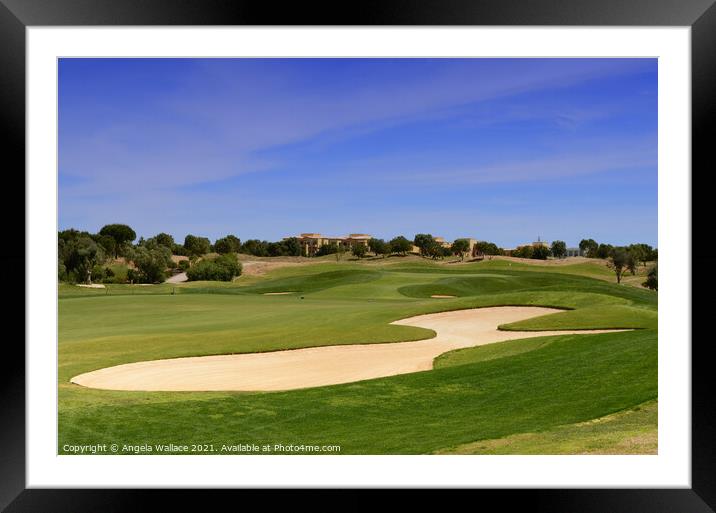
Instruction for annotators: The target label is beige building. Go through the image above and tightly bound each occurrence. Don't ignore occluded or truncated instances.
[287,233,372,256]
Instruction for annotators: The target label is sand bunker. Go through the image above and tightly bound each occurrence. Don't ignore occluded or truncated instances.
[431,295,456,298]
[77,284,105,289]
[70,307,628,392]
[263,292,294,295]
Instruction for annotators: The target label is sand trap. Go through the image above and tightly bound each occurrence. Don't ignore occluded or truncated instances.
[263,292,294,295]
[70,307,629,392]
[165,272,188,284]
[431,295,456,298]
[77,284,105,289]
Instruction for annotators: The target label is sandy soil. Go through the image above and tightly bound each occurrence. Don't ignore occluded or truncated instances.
[240,260,323,277]
[263,292,294,295]
[489,255,600,266]
[431,295,456,298]
[70,307,627,392]
[165,272,188,284]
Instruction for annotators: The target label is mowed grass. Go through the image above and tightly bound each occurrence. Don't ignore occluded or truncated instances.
[58,260,657,454]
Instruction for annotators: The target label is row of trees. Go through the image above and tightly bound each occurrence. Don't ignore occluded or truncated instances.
[59,223,658,288]
[579,239,657,265]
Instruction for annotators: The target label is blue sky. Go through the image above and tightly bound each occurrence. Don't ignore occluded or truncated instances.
[59,58,657,247]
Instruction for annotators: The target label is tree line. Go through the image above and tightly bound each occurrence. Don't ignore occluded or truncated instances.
[57,224,657,289]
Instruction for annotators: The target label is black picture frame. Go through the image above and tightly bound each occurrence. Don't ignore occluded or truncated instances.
[2,0,713,510]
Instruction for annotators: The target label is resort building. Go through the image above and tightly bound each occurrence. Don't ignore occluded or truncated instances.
[287,233,372,257]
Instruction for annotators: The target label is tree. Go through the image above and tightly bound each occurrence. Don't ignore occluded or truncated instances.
[368,238,390,258]
[413,234,435,257]
[153,232,175,250]
[186,253,242,282]
[92,234,117,258]
[214,235,241,254]
[608,248,628,284]
[451,239,470,261]
[628,243,655,267]
[531,245,551,260]
[368,238,382,254]
[389,236,412,256]
[128,240,173,283]
[475,241,503,256]
[626,250,638,275]
[266,241,285,257]
[59,235,106,283]
[240,239,269,257]
[316,242,338,257]
[595,243,614,259]
[184,234,211,257]
[579,238,598,258]
[550,240,567,259]
[512,245,533,259]
[352,243,367,259]
[99,224,136,257]
[643,264,657,290]
[425,241,445,260]
[281,237,302,257]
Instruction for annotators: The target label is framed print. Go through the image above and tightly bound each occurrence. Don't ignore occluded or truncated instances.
[2,0,714,510]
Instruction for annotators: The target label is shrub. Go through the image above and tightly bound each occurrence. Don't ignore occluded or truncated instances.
[512,245,533,259]
[316,242,339,256]
[531,245,551,260]
[128,241,173,283]
[214,235,241,254]
[186,253,242,281]
[475,241,503,256]
[178,260,190,271]
[184,234,211,257]
[643,265,657,290]
[550,240,566,259]
[352,244,367,258]
[240,239,269,257]
[389,236,412,255]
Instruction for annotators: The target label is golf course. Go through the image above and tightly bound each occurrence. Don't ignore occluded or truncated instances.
[58,256,657,455]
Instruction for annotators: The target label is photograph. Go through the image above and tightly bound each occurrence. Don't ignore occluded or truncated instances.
[57,57,658,456]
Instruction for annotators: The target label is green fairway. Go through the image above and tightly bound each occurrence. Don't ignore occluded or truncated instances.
[58,259,657,455]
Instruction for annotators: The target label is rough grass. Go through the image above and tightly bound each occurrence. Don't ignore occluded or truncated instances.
[434,400,657,455]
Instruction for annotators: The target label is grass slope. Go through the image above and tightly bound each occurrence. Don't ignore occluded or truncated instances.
[435,400,657,455]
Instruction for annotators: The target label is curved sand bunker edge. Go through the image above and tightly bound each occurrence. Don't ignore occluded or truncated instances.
[70,306,629,392]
